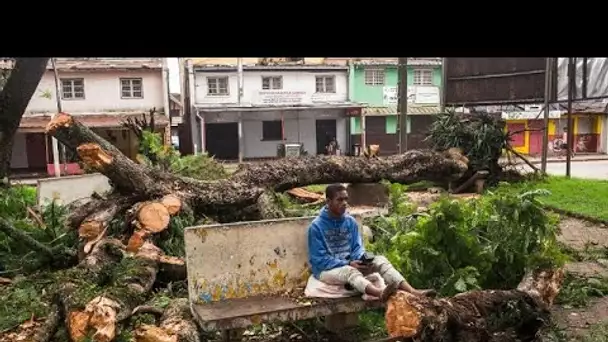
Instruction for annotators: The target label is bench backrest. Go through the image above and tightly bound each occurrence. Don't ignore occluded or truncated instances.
[184,215,362,305]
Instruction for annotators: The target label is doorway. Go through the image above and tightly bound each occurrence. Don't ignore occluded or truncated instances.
[205,123,239,160]
[315,119,337,155]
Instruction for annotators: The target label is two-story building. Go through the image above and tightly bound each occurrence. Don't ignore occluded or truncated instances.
[9,58,170,176]
[349,58,443,155]
[186,58,363,161]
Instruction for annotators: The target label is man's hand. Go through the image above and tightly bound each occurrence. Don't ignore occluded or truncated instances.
[349,260,371,272]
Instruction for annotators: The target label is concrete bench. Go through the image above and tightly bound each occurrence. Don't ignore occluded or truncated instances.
[184,216,379,340]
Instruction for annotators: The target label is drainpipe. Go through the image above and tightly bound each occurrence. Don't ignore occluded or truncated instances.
[195,110,205,155]
[161,58,171,145]
[186,60,202,153]
[237,58,244,163]
[348,60,355,102]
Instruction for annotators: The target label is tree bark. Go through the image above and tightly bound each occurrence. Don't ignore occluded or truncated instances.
[133,298,201,342]
[385,268,564,341]
[64,242,162,342]
[0,58,50,186]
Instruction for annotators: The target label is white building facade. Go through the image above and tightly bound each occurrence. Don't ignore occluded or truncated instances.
[8,58,170,176]
[188,62,362,160]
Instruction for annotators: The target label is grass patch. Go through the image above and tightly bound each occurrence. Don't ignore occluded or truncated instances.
[510,176,608,221]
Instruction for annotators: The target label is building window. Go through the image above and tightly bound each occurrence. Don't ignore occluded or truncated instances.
[207,76,229,95]
[120,78,143,99]
[315,76,335,93]
[364,68,385,85]
[262,76,282,90]
[413,69,433,85]
[61,78,85,100]
[262,120,283,141]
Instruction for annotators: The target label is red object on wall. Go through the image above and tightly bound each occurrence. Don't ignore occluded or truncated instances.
[47,163,84,176]
[507,123,526,147]
[527,120,545,156]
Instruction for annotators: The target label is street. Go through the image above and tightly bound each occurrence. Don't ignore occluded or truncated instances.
[523,160,608,179]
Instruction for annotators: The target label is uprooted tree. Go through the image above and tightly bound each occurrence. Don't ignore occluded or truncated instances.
[0,107,561,341]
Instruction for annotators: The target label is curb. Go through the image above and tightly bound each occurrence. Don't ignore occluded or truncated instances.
[543,205,608,226]
[530,157,608,165]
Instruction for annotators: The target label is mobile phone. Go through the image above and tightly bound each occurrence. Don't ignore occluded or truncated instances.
[360,252,375,264]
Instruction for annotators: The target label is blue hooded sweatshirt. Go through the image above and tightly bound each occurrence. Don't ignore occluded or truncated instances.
[308,206,365,279]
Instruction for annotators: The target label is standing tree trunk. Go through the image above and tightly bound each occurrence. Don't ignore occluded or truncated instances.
[0,58,50,186]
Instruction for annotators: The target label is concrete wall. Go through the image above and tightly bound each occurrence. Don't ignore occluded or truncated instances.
[204,109,347,158]
[37,173,112,206]
[194,69,349,106]
[10,133,28,169]
[24,70,164,114]
[352,65,442,106]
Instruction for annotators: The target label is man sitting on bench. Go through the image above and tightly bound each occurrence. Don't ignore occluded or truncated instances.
[308,183,435,301]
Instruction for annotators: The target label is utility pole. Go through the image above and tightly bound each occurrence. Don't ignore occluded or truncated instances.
[566,57,575,178]
[49,58,62,177]
[397,57,408,153]
[541,57,553,173]
[440,58,447,113]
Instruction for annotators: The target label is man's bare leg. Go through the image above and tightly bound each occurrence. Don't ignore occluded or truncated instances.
[368,256,437,297]
[398,279,436,297]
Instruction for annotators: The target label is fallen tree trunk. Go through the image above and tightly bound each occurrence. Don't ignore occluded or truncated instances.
[46,112,469,225]
[385,268,565,341]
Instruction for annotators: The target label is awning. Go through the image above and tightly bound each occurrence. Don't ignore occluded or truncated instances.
[362,105,441,116]
[18,113,170,133]
[195,102,364,112]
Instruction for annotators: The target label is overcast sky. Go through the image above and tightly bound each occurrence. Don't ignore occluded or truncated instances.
[168,58,180,93]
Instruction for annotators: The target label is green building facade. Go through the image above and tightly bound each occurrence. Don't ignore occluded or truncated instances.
[348,59,443,154]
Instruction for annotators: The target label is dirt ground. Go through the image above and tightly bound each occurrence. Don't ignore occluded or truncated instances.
[550,217,608,340]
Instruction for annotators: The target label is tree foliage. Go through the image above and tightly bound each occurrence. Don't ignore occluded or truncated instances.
[426,110,509,182]
[365,183,567,297]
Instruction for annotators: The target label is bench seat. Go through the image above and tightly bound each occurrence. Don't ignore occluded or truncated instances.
[184,216,374,333]
[192,294,382,330]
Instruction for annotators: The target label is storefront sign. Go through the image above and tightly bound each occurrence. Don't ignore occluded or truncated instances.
[258,90,306,105]
[415,86,440,104]
[502,110,562,120]
[383,86,419,105]
[346,107,362,116]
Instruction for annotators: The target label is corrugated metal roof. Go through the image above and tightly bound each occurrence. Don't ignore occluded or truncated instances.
[353,58,442,66]
[19,112,169,132]
[362,105,441,115]
[559,100,608,114]
[0,58,162,71]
